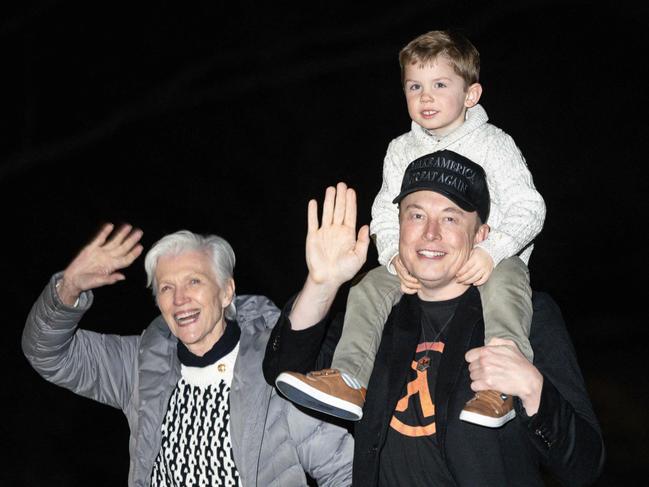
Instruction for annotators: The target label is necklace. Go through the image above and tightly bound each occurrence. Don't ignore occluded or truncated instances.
[416,311,455,371]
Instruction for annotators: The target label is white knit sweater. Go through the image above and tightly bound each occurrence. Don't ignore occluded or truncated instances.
[370,104,546,272]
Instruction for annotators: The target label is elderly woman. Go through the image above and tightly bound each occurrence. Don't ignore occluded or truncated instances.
[22,184,368,486]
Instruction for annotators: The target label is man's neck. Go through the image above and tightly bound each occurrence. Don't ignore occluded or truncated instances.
[417,282,470,302]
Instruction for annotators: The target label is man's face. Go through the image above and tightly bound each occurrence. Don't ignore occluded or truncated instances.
[399,190,488,300]
[155,250,234,356]
[403,56,481,137]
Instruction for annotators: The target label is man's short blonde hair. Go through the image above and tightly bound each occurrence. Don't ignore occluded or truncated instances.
[399,30,480,88]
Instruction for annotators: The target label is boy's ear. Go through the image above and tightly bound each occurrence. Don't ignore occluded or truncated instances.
[464,83,482,108]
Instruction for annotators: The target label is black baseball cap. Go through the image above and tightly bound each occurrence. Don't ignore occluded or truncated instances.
[392,150,490,223]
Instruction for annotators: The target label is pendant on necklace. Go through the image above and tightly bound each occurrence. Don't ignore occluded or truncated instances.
[416,356,430,371]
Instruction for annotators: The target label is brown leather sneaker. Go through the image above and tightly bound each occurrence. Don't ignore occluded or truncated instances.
[275,369,367,421]
[459,390,516,427]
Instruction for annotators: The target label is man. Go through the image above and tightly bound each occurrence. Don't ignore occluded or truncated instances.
[264,153,605,486]
[22,217,361,486]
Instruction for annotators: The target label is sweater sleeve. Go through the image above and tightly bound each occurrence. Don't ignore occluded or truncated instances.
[370,139,406,273]
[475,134,546,266]
[22,273,139,411]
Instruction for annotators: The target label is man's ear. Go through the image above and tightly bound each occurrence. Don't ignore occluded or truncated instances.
[464,83,482,108]
[474,223,490,245]
[221,278,236,308]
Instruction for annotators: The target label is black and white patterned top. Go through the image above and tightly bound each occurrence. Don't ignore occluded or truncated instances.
[151,322,241,487]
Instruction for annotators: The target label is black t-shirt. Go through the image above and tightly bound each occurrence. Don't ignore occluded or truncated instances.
[378,294,462,487]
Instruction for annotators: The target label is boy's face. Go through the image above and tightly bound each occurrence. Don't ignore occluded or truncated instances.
[403,56,481,136]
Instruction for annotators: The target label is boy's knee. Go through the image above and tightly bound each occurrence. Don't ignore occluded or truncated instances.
[347,265,402,312]
[351,266,395,294]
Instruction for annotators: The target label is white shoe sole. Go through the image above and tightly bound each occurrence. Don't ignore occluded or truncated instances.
[275,372,363,421]
[459,408,516,428]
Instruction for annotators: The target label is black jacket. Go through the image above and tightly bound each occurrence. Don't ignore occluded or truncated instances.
[264,288,605,486]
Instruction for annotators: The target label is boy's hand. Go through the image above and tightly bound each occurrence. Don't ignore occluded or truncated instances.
[456,247,494,286]
[393,254,421,294]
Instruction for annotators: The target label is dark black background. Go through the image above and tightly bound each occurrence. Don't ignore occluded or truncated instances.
[2,1,647,485]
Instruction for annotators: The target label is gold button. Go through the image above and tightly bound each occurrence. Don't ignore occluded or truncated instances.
[217,363,226,373]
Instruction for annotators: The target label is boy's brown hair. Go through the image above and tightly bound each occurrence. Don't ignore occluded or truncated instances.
[399,30,480,88]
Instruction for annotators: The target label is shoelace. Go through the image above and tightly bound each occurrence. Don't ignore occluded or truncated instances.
[470,391,510,414]
[308,369,339,377]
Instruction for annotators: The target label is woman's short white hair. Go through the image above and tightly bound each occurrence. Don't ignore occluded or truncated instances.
[144,230,236,320]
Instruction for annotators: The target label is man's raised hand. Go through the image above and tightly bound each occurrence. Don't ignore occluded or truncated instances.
[290,183,369,330]
[305,182,370,290]
[58,223,144,306]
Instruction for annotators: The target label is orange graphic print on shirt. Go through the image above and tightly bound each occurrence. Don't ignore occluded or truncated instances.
[390,341,444,437]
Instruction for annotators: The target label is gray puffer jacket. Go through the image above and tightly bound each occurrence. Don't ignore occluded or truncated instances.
[22,274,354,486]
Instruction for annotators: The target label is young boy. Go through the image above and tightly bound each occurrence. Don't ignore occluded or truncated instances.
[276,30,546,427]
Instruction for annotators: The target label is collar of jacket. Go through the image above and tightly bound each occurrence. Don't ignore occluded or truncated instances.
[177,318,241,367]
